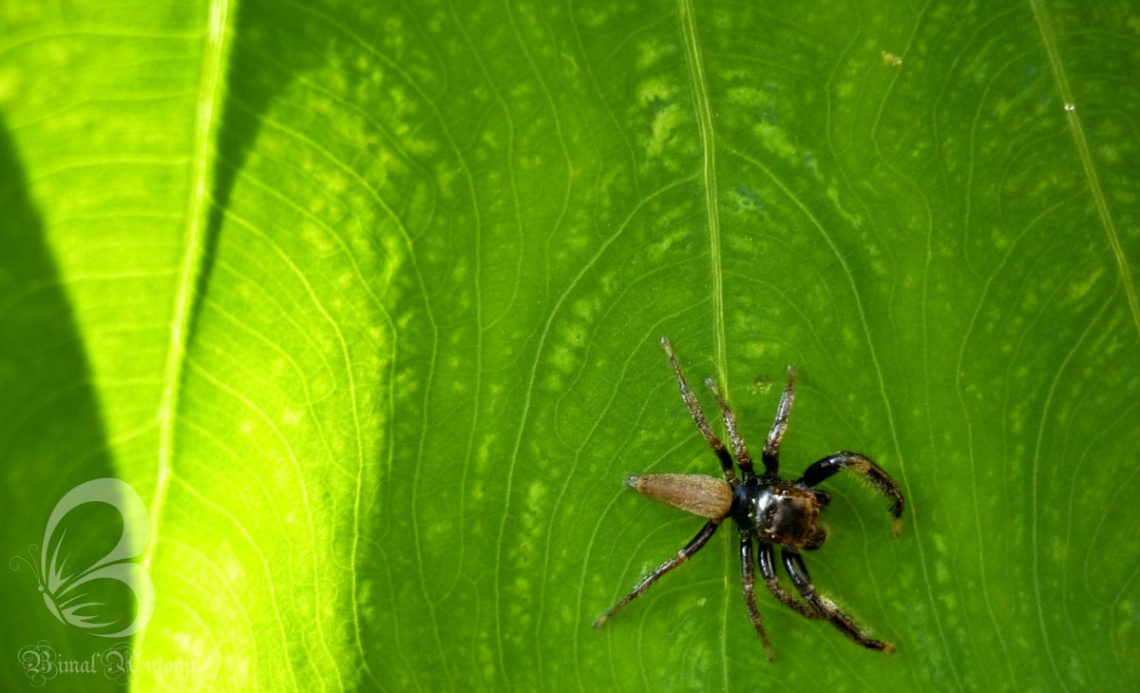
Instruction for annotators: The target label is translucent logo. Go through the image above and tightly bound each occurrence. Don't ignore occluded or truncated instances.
[10,478,155,638]
[16,640,141,687]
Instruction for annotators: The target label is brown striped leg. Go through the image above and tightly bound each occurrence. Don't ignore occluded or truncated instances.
[660,336,737,484]
[593,519,721,629]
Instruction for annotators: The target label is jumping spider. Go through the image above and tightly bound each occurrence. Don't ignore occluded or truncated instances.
[593,337,905,658]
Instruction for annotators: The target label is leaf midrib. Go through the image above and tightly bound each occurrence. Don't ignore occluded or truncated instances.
[135,0,235,673]
[677,0,727,389]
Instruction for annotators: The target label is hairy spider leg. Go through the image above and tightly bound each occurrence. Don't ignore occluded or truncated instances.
[592,519,722,629]
[704,379,756,480]
[762,366,796,475]
[757,541,825,620]
[660,336,738,484]
[796,452,905,536]
[738,533,775,659]
[781,548,895,653]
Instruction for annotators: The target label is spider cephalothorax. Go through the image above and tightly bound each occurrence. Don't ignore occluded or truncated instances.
[593,337,905,659]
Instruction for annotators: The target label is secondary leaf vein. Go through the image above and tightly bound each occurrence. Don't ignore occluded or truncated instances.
[1030,0,1140,340]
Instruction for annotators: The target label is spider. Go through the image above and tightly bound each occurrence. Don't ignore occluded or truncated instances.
[593,336,905,659]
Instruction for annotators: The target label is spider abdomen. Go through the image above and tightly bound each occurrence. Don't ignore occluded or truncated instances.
[626,473,734,519]
[733,478,825,549]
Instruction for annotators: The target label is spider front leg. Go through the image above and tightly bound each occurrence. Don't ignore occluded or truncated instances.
[761,366,796,475]
[660,336,737,484]
[593,519,722,629]
[796,452,905,536]
[739,533,775,660]
[781,548,895,653]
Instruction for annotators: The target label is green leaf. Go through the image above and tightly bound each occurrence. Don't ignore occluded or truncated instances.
[2,0,1138,690]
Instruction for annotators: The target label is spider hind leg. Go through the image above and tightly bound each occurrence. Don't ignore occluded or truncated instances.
[593,519,721,629]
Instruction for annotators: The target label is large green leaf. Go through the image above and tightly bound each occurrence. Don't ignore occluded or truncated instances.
[2,0,1138,690]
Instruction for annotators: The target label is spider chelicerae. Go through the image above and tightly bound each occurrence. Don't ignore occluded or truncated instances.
[593,337,905,658]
